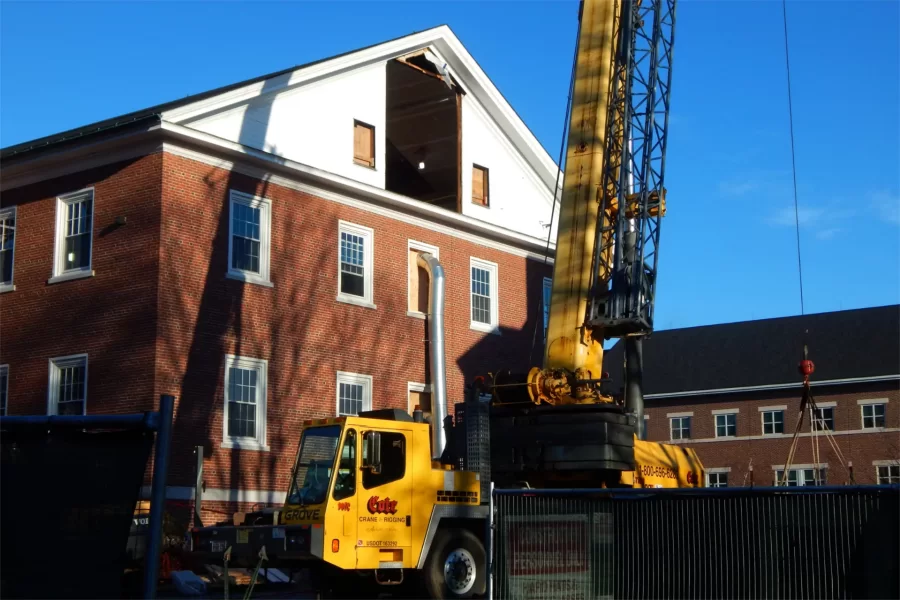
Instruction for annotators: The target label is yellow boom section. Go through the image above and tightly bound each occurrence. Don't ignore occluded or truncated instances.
[544,0,618,380]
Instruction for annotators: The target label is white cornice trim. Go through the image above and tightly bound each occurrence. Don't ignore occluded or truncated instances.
[159,122,554,261]
[663,427,900,445]
[0,122,163,192]
[645,374,900,399]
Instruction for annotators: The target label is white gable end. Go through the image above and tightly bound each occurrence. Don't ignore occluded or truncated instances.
[165,26,559,242]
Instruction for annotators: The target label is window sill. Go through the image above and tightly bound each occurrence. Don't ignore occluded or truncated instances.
[221,440,270,452]
[407,311,427,320]
[352,160,377,171]
[0,283,15,294]
[470,322,501,335]
[761,433,788,438]
[715,435,737,440]
[48,270,95,285]
[226,271,274,288]
[337,294,377,310]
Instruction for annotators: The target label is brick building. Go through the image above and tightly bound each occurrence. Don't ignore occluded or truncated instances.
[0,27,559,520]
[604,305,900,487]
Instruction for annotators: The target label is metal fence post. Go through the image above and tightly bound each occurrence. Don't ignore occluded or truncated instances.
[487,481,494,600]
[143,394,175,599]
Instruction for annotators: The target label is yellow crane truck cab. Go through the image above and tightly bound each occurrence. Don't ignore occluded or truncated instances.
[189,410,488,599]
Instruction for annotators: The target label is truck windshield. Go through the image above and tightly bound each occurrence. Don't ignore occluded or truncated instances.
[287,425,341,506]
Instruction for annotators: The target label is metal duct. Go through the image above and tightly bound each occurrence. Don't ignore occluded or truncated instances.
[417,252,448,461]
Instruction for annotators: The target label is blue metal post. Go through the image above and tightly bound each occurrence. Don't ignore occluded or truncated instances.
[143,394,175,599]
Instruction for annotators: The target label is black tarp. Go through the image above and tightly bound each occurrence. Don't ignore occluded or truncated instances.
[1,427,153,598]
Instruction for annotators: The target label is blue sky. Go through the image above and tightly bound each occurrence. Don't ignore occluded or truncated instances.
[2,0,897,330]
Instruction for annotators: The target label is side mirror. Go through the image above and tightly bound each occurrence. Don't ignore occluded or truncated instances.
[364,432,382,474]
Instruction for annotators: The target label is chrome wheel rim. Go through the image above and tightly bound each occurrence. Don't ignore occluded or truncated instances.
[443,547,476,595]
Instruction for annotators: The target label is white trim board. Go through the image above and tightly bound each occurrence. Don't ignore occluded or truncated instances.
[644,375,900,399]
[161,136,555,263]
[140,485,284,504]
[664,427,900,445]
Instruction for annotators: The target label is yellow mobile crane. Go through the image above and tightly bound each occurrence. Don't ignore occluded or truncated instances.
[187,0,700,596]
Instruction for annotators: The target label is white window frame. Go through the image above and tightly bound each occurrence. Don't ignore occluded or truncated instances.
[706,468,730,488]
[407,382,433,413]
[0,364,8,416]
[47,353,88,416]
[336,371,373,416]
[407,240,439,319]
[874,461,900,485]
[337,221,375,309]
[859,399,888,430]
[773,465,827,487]
[50,188,95,284]
[542,277,552,344]
[713,410,738,438]
[469,257,499,334]
[0,206,16,293]
[226,190,273,288]
[761,409,785,436]
[811,406,835,431]
[669,415,692,441]
[222,355,269,451]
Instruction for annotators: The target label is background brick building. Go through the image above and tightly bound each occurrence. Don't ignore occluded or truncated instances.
[604,305,900,487]
[0,27,559,521]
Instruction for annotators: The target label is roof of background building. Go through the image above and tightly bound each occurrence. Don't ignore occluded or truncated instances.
[603,304,900,397]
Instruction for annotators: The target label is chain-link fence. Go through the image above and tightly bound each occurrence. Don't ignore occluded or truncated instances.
[492,485,899,600]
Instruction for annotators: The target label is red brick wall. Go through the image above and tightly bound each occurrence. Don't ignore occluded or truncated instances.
[157,153,551,492]
[0,154,163,416]
[644,381,900,485]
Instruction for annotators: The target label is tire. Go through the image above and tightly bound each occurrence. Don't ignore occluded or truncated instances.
[423,528,486,599]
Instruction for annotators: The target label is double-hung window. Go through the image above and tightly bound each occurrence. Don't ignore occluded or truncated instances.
[227,190,272,287]
[707,471,728,487]
[861,402,886,429]
[775,467,826,487]
[762,410,784,435]
[337,221,374,308]
[51,189,94,283]
[470,257,499,333]
[336,372,373,416]
[877,464,900,485]
[48,354,88,415]
[0,206,16,292]
[670,416,691,440]
[223,355,268,450]
[715,412,737,438]
[812,406,834,431]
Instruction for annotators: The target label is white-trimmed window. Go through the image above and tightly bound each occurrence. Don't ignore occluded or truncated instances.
[670,416,691,440]
[775,467,826,487]
[48,354,88,416]
[227,190,272,287]
[407,382,433,419]
[762,410,784,435]
[876,464,900,485]
[715,412,737,438]
[812,406,834,431]
[408,240,439,317]
[470,257,499,332]
[336,371,372,416]
[542,277,552,343]
[0,206,16,292]
[223,355,268,450]
[0,364,8,416]
[861,402,886,429]
[337,221,374,308]
[707,471,729,488]
[51,189,94,283]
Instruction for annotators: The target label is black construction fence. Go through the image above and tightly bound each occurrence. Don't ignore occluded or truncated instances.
[0,396,174,599]
[491,485,899,600]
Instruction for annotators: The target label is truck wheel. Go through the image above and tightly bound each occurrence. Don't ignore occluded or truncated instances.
[424,528,485,599]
